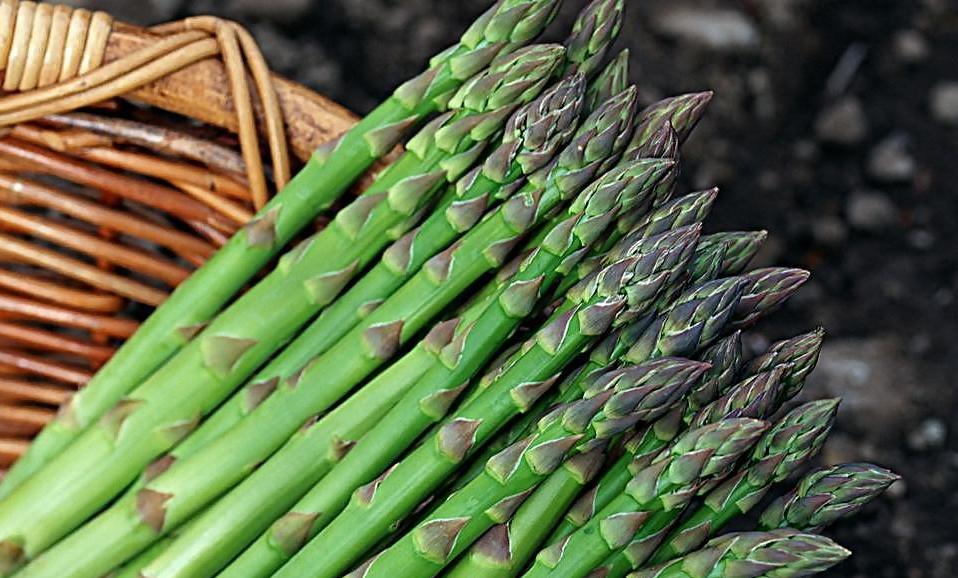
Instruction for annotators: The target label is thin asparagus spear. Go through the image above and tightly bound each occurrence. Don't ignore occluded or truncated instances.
[444,360,710,578]
[586,49,630,113]
[563,0,625,78]
[521,419,769,578]
[758,463,901,532]
[368,359,707,578]
[694,231,768,276]
[744,328,826,402]
[150,156,670,578]
[0,0,563,501]
[9,45,569,578]
[626,530,850,578]
[274,224,699,578]
[647,399,840,565]
[153,72,589,467]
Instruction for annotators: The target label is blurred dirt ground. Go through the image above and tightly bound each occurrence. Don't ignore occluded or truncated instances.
[64,0,958,575]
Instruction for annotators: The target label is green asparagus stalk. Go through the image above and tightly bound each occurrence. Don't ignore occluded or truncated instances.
[648,399,840,565]
[444,359,710,578]
[0,0,563,502]
[682,331,744,417]
[366,358,707,578]
[630,92,714,148]
[586,49,630,113]
[563,0,624,78]
[151,156,669,578]
[151,72,589,468]
[687,366,787,429]
[521,418,769,578]
[10,45,569,578]
[274,223,699,578]
[758,463,901,532]
[744,328,826,402]
[627,530,851,578]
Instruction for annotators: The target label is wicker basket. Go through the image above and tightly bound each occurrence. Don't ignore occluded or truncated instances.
[0,0,364,470]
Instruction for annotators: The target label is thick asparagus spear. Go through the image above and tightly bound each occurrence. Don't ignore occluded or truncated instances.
[647,399,839,564]
[444,360,710,578]
[759,463,901,532]
[0,0,563,501]
[627,530,850,578]
[521,419,769,578]
[149,157,670,578]
[367,358,707,578]
[274,225,699,578]
[152,72,589,467]
[9,45,568,578]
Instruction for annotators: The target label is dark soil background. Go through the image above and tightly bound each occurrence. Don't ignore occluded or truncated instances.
[71,0,958,575]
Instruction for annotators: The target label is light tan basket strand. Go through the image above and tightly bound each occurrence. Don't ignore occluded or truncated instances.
[18,1,50,90]
[2,0,33,90]
[58,7,89,81]
[0,268,123,312]
[0,172,216,258]
[174,180,254,225]
[36,3,67,86]
[0,349,92,385]
[0,204,192,285]
[0,322,115,362]
[235,23,289,189]
[0,232,169,305]
[0,379,71,405]
[0,292,137,337]
[0,0,17,70]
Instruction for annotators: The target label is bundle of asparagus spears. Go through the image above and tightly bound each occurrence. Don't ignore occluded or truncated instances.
[0,2,898,577]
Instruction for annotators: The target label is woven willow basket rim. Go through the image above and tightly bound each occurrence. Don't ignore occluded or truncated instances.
[0,0,366,470]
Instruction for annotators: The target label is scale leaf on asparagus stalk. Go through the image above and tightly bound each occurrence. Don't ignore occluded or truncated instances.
[0,0,565,501]
[8,44,570,578]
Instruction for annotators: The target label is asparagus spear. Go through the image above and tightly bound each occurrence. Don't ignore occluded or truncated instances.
[731,268,811,330]
[627,530,851,578]
[444,360,710,578]
[149,156,670,578]
[521,419,769,578]
[759,463,901,532]
[0,0,563,501]
[274,225,699,578]
[9,45,569,578]
[563,0,625,78]
[366,359,707,578]
[744,328,825,402]
[586,50,630,113]
[694,231,768,276]
[154,72,589,467]
[648,399,840,564]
